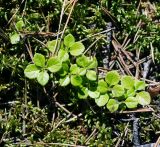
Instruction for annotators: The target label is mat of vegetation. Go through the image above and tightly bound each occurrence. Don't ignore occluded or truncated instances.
[0,0,160,146]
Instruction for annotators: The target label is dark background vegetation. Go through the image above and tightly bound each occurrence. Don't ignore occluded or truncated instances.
[0,0,160,146]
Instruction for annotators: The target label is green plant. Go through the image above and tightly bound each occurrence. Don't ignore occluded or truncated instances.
[24,34,151,112]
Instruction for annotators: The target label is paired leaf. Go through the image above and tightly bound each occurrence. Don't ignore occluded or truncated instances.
[71,75,82,86]
[121,76,134,89]
[70,64,79,75]
[64,34,75,47]
[125,97,138,109]
[59,75,70,87]
[105,71,120,86]
[97,80,108,94]
[107,99,119,112]
[37,71,49,86]
[24,64,40,79]
[95,94,109,107]
[58,49,69,62]
[88,90,100,99]
[87,57,98,69]
[47,40,59,52]
[76,55,89,67]
[10,33,20,44]
[78,87,88,99]
[136,91,151,105]
[112,85,124,97]
[134,80,146,91]
[16,20,24,30]
[47,57,62,73]
[70,42,85,56]
[33,53,45,67]
[86,70,97,81]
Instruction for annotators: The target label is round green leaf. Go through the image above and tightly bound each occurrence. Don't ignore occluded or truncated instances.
[10,33,20,44]
[112,85,124,97]
[136,91,151,105]
[105,71,120,86]
[69,42,85,56]
[47,56,62,73]
[64,34,75,47]
[59,75,70,87]
[88,90,100,99]
[58,62,69,77]
[121,75,135,89]
[134,80,146,91]
[71,75,82,86]
[97,79,108,94]
[16,20,24,30]
[33,53,45,67]
[37,71,49,86]
[126,89,136,97]
[70,64,79,75]
[78,87,88,99]
[87,57,98,69]
[86,70,97,81]
[125,97,138,109]
[79,68,87,76]
[24,64,40,79]
[107,99,119,112]
[58,49,69,62]
[76,55,89,67]
[47,40,59,52]
[95,94,109,107]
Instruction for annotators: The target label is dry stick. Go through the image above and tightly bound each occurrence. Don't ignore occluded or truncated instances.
[119,107,154,114]
[25,43,33,62]
[7,0,25,26]
[85,128,97,144]
[83,36,103,54]
[54,0,67,55]
[20,31,61,36]
[112,40,133,75]
[81,28,114,42]
[115,122,129,147]
[57,0,77,53]
[154,136,160,147]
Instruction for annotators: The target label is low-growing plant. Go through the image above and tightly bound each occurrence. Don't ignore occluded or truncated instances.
[24,34,151,112]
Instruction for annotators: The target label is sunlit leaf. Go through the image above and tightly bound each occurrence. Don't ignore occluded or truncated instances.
[64,34,75,47]
[58,49,69,62]
[76,55,89,67]
[112,85,124,97]
[97,79,108,94]
[86,70,97,81]
[95,94,109,107]
[16,20,24,30]
[87,57,98,69]
[78,86,88,99]
[107,99,119,112]
[125,97,138,108]
[70,42,85,56]
[10,33,20,44]
[70,64,79,75]
[71,75,82,86]
[47,56,62,72]
[33,53,45,67]
[37,71,49,86]
[47,40,59,52]
[59,75,70,87]
[136,91,151,105]
[134,79,146,91]
[24,64,40,79]
[105,71,120,86]
[88,90,100,99]
[121,75,134,89]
